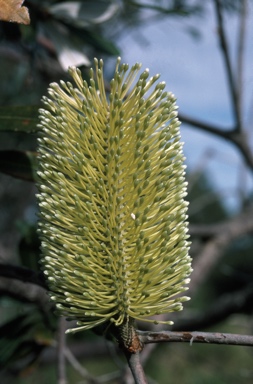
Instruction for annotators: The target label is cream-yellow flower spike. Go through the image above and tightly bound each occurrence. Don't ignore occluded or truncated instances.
[37,57,192,352]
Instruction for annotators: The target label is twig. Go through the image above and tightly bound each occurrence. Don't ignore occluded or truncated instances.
[173,283,253,331]
[179,113,253,171]
[178,4,253,171]
[126,1,198,15]
[123,350,148,384]
[236,0,247,112]
[138,330,253,347]
[0,263,46,287]
[57,318,67,384]
[179,113,229,138]
[213,0,242,130]
[39,340,108,364]
[190,207,253,292]
[64,347,101,384]
[64,347,91,378]
[189,206,253,239]
[0,276,48,308]
[95,371,121,384]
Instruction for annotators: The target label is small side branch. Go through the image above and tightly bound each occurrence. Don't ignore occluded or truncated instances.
[138,330,253,347]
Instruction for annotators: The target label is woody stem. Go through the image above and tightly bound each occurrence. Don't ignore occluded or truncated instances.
[123,349,148,384]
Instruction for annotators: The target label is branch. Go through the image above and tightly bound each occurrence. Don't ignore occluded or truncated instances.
[0,263,46,287]
[179,113,253,171]
[0,276,48,306]
[64,347,105,384]
[123,350,148,384]
[189,206,253,239]
[40,341,109,364]
[178,2,253,171]
[213,0,242,130]
[236,0,247,110]
[0,276,55,332]
[173,283,253,331]
[190,207,253,293]
[138,330,253,347]
[179,113,230,138]
[126,1,200,16]
[57,318,67,384]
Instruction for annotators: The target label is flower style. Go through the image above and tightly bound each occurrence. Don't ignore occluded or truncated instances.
[37,57,192,341]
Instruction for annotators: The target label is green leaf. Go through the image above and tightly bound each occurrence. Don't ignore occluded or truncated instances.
[76,28,120,56]
[47,0,119,28]
[0,314,33,369]
[0,312,55,372]
[42,19,120,70]
[0,150,37,181]
[42,20,91,70]
[0,105,40,133]
[18,223,41,272]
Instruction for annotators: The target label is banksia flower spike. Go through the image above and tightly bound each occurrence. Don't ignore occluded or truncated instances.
[37,57,192,352]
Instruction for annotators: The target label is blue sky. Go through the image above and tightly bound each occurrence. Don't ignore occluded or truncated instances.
[107,2,253,213]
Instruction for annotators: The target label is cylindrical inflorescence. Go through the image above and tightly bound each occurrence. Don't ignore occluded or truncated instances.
[37,57,192,334]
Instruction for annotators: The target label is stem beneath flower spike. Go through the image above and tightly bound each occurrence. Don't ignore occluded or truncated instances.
[123,350,148,384]
[112,317,147,383]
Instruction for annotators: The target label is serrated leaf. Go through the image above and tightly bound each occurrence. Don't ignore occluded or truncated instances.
[0,150,37,181]
[0,105,40,133]
[0,0,30,25]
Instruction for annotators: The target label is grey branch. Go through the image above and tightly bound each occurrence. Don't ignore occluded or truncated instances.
[189,207,253,293]
[138,330,253,347]
[0,263,46,287]
[123,350,148,384]
[179,113,253,171]
[57,318,67,384]
[173,283,253,331]
[213,0,242,130]
[189,207,253,239]
[0,276,49,310]
[236,0,247,111]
